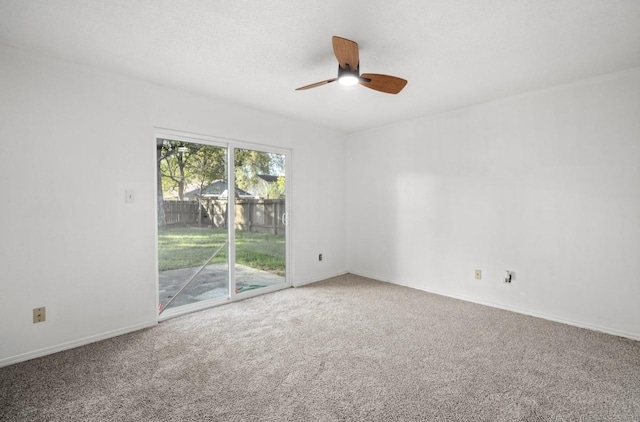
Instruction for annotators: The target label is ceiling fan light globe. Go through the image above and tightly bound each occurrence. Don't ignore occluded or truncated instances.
[338,75,359,86]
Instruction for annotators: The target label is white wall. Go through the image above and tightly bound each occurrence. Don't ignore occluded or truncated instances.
[2,43,638,367]
[0,46,347,365]
[347,68,640,339]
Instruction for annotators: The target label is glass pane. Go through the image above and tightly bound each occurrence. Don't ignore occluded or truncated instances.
[156,138,229,311]
[233,148,286,294]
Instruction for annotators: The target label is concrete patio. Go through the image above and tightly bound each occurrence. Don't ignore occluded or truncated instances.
[159,263,285,310]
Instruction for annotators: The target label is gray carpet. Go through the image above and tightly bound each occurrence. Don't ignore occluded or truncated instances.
[1,274,639,421]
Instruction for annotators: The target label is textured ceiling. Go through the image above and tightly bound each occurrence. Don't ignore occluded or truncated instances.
[1,0,639,133]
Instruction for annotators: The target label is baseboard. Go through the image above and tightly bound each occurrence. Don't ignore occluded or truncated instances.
[348,270,640,341]
[0,320,158,368]
[4,272,635,368]
[293,270,349,288]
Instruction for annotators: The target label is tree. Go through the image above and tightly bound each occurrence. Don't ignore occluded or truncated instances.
[157,140,285,226]
[158,140,193,200]
[187,145,226,196]
[156,140,167,226]
[266,176,286,199]
[233,149,272,191]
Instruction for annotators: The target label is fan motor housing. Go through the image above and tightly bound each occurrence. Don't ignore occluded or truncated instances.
[338,64,359,79]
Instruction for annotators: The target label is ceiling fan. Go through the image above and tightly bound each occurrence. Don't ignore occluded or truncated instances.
[296,36,408,94]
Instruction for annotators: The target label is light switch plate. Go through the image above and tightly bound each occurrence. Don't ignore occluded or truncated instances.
[125,190,135,203]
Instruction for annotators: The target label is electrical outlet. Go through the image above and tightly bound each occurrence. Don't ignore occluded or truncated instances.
[33,307,46,323]
[318,253,323,261]
[504,270,513,283]
[474,269,482,280]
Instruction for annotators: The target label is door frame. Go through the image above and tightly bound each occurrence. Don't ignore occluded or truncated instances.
[154,128,292,321]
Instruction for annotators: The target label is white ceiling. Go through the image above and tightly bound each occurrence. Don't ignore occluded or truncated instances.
[1,0,639,133]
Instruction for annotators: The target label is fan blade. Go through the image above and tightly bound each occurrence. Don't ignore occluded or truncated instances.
[359,73,407,94]
[295,78,337,91]
[332,36,359,71]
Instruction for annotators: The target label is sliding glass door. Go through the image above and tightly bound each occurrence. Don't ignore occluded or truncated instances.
[156,133,289,317]
[156,138,230,312]
[233,148,287,296]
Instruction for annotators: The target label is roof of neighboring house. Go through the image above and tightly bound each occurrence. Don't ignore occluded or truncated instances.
[184,180,253,199]
[258,174,282,183]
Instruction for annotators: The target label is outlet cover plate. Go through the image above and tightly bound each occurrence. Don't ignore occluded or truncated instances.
[33,307,46,323]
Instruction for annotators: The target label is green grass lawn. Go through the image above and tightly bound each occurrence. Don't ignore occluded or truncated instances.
[158,226,285,275]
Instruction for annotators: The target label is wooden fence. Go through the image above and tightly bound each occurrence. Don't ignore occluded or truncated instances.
[163,201,200,225]
[162,199,286,234]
